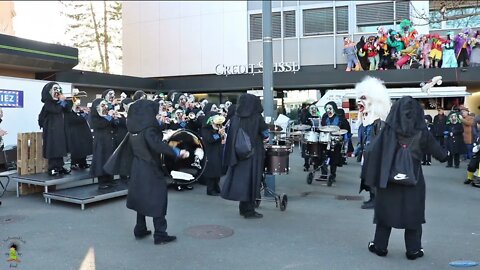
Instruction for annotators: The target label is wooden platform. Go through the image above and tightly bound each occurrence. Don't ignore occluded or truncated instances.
[43,181,128,210]
[11,169,94,202]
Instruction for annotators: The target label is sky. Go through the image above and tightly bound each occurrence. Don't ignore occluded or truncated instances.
[13,1,67,44]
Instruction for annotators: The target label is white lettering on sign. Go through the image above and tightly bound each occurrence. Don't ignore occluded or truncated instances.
[215,61,300,76]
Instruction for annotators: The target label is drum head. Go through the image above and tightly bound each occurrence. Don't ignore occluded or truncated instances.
[332,129,348,136]
[292,124,311,131]
[161,129,206,185]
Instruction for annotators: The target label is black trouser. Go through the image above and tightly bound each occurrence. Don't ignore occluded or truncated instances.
[467,155,480,172]
[239,201,255,215]
[447,153,460,167]
[206,177,220,194]
[457,48,469,67]
[435,136,445,148]
[98,175,114,184]
[422,154,431,163]
[135,213,168,238]
[374,224,422,253]
[48,157,64,171]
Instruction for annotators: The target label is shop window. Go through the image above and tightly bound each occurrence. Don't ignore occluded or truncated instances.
[284,10,296,38]
[303,7,334,36]
[356,1,410,32]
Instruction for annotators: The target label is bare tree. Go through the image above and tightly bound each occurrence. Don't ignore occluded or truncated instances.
[61,1,122,74]
[410,0,480,27]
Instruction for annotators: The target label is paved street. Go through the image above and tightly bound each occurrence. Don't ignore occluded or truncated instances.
[1,147,479,270]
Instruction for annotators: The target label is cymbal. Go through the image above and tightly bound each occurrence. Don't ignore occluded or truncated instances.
[319,125,340,132]
[332,129,348,136]
[292,124,311,131]
[268,124,283,132]
[290,131,304,136]
[270,130,286,134]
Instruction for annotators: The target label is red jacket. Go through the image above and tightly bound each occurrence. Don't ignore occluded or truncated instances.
[364,42,378,57]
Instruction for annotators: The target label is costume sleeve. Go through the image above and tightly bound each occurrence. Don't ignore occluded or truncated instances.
[201,127,221,144]
[423,130,447,162]
[43,101,64,114]
[144,127,177,158]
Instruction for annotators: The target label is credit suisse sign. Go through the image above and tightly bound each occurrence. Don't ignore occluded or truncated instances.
[215,61,300,76]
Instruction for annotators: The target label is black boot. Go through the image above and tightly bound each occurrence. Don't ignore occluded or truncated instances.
[327,174,335,187]
[368,241,388,257]
[406,249,424,260]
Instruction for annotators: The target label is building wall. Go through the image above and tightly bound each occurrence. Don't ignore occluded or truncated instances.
[122,1,248,77]
[0,1,15,35]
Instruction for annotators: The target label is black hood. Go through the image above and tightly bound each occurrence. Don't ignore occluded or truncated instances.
[203,103,216,114]
[385,96,426,137]
[90,98,104,118]
[41,82,59,103]
[101,89,114,99]
[356,36,366,50]
[126,99,159,133]
[120,98,133,112]
[324,101,339,115]
[227,104,236,120]
[236,94,263,118]
[132,90,147,101]
[202,111,219,128]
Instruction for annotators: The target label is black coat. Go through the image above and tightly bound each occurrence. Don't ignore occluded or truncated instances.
[201,125,224,178]
[89,99,119,177]
[363,97,447,229]
[445,123,466,154]
[374,130,447,229]
[64,105,93,159]
[40,82,69,159]
[432,114,447,137]
[321,113,350,166]
[221,94,268,202]
[114,115,128,148]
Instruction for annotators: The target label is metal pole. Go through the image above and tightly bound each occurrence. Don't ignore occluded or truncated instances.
[262,0,275,193]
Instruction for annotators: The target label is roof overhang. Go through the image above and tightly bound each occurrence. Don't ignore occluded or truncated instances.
[0,33,78,72]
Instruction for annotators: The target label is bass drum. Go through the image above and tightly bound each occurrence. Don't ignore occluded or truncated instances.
[161,129,207,186]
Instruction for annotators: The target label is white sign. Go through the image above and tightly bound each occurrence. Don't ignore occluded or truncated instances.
[215,61,300,76]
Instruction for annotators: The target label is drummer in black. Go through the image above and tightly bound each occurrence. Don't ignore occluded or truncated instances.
[301,105,319,171]
[321,101,349,186]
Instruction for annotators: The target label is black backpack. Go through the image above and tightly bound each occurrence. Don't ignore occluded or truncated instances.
[235,127,254,160]
[388,133,420,186]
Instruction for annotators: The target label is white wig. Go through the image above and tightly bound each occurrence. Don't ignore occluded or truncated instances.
[355,76,391,127]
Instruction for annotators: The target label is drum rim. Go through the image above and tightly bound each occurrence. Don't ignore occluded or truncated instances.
[161,129,206,184]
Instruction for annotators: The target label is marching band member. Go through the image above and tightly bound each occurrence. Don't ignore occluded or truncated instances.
[89,98,119,189]
[102,89,117,110]
[39,82,71,176]
[65,97,93,170]
[104,99,189,245]
[201,112,226,196]
[302,105,320,171]
[321,101,350,186]
[222,94,269,219]
[132,90,147,101]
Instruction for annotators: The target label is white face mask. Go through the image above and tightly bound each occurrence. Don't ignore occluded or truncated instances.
[50,84,62,100]
[325,105,335,117]
[97,100,109,116]
[106,91,115,103]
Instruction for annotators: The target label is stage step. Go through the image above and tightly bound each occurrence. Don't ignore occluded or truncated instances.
[43,181,128,210]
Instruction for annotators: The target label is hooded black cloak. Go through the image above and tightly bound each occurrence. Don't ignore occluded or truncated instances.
[221,94,268,202]
[64,100,93,160]
[200,111,224,178]
[356,36,370,70]
[363,96,447,229]
[40,82,69,159]
[89,98,119,177]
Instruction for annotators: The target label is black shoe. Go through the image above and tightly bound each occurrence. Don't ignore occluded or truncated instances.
[243,211,263,219]
[48,169,60,176]
[421,162,426,165]
[406,249,424,260]
[361,199,375,209]
[327,174,335,187]
[464,179,473,185]
[427,162,431,166]
[80,163,91,169]
[446,165,452,168]
[455,165,459,169]
[59,167,71,175]
[154,235,177,245]
[134,229,152,239]
[184,185,194,190]
[368,241,388,257]
[303,165,309,171]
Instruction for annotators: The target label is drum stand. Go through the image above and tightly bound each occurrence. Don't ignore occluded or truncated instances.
[306,148,331,185]
[255,174,288,211]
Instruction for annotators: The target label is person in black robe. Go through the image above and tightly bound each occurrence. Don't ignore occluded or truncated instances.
[320,101,350,186]
[363,96,447,260]
[301,104,315,171]
[39,82,71,176]
[201,112,226,196]
[221,94,269,219]
[65,98,92,170]
[445,112,466,168]
[432,107,447,147]
[337,109,354,163]
[422,114,433,165]
[89,98,119,189]
[104,99,189,245]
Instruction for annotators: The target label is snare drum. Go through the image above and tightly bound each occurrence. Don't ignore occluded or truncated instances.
[318,131,331,144]
[304,140,320,157]
[265,144,293,175]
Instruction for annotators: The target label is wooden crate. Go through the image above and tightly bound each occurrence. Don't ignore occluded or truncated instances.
[17,132,48,195]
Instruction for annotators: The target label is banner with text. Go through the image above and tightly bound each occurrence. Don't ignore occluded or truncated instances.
[0,89,24,108]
